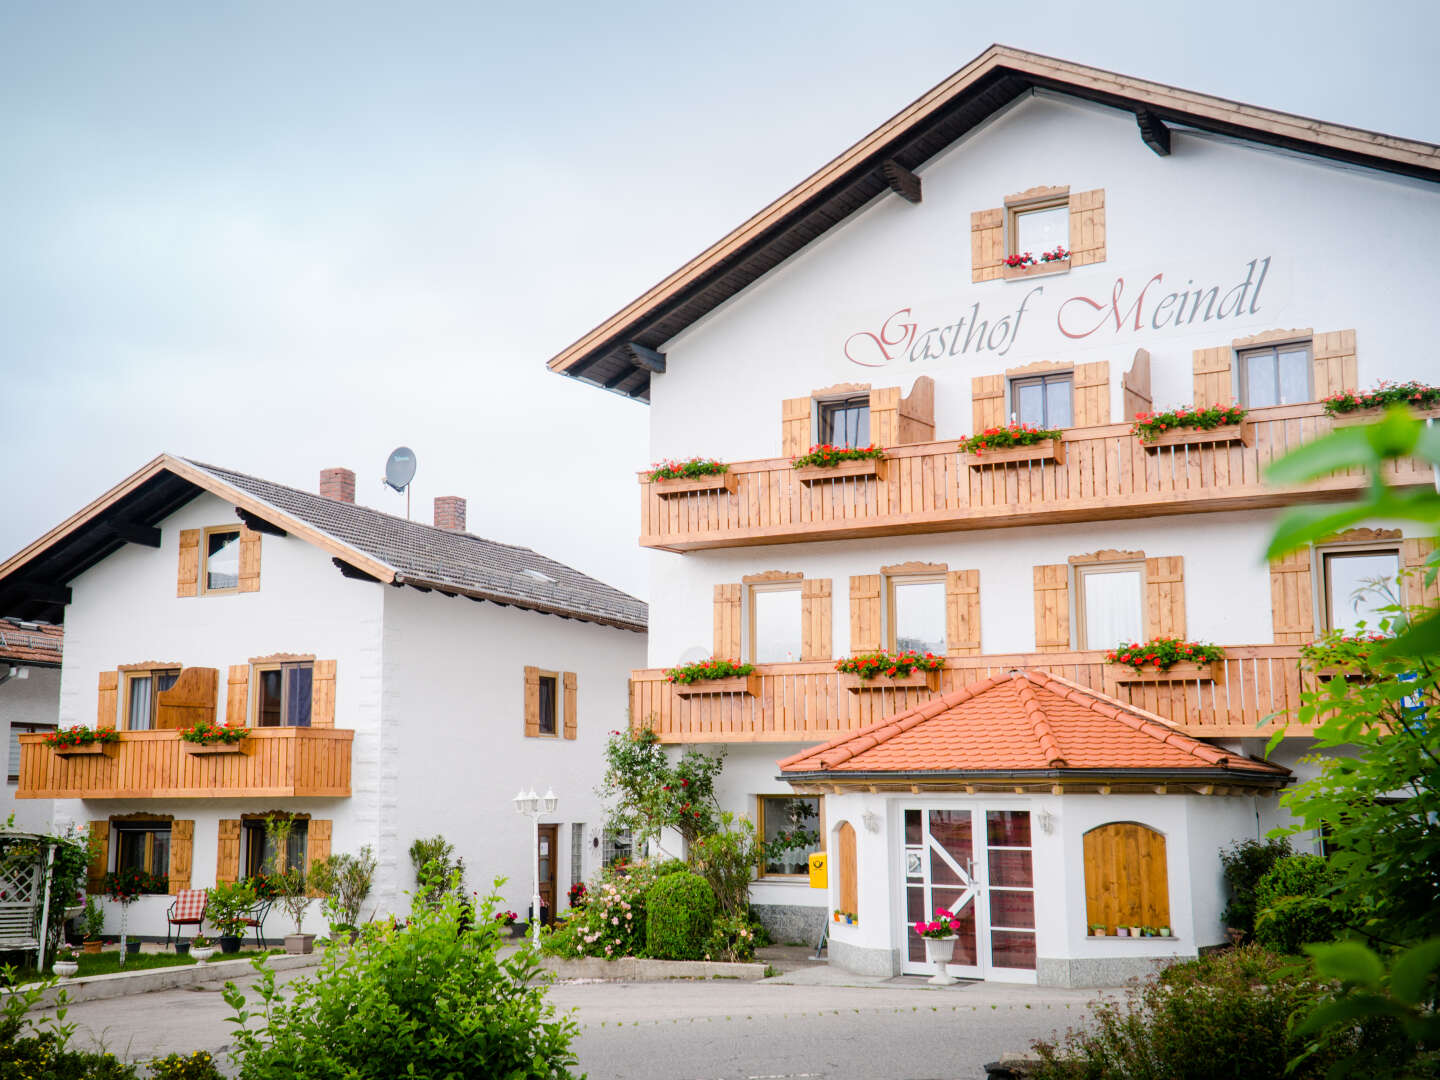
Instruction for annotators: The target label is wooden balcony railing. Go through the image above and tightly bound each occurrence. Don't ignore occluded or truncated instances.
[630,646,1309,743]
[639,403,1434,551]
[15,728,353,799]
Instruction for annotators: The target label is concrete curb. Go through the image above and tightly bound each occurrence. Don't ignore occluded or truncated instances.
[9,952,326,1009]
[538,956,767,981]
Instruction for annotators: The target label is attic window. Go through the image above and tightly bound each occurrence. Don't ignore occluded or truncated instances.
[523,568,556,584]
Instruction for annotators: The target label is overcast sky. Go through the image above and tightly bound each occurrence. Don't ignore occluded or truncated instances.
[1,1,1435,602]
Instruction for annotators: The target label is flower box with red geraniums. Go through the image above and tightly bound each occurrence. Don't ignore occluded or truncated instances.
[792,444,887,485]
[1002,248,1070,279]
[648,458,737,498]
[1324,380,1440,421]
[1300,631,1391,682]
[46,726,119,756]
[1106,638,1225,682]
[179,720,249,753]
[666,658,760,697]
[836,651,944,692]
[960,424,1064,466]
[1134,404,1251,448]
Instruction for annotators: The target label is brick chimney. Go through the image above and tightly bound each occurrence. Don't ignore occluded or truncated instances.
[320,467,356,503]
[434,496,466,532]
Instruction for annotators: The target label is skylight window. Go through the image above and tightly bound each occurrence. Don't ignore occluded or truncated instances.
[522,568,556,584]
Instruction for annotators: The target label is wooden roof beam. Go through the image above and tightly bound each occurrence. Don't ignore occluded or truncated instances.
[1136,111,1171,156]
[880,159,922,203]
[236,508,287,537]
[624,343,667,373]
[13,581,71,606]
[98,519,161,548]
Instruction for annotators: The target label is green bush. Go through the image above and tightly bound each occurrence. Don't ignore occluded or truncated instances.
[644,871,716,961]
[148,1051,224,1079]
[223,885,579,1079]
[704,914,756,962]
[1029,946,1364,1080]
[1219,837,1291,940]
[1254,854,1342,954]
[0,970,139,1079]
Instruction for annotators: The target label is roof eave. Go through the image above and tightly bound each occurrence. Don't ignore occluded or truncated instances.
[776,766,1290,787]
[391,574,647,634]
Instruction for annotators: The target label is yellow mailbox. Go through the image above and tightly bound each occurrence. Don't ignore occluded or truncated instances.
[808,852,827,889]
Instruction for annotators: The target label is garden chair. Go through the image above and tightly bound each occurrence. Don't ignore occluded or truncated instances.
[165,888,208,949]
[241,897,274,950]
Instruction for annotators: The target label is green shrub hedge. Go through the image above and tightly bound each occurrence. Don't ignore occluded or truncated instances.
[1220,837,1291,940]
[644,871,716,961]
[1254,853,1342,954]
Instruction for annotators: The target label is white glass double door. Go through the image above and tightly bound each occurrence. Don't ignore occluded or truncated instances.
[900,806,1037,982]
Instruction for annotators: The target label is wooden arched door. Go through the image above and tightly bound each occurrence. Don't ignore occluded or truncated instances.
[1082,822,1170,930]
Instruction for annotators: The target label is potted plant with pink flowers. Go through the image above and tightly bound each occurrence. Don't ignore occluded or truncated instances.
[915,908,963,985]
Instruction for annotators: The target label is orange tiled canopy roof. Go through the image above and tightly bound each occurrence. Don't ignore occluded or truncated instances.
[777,669,1288,779]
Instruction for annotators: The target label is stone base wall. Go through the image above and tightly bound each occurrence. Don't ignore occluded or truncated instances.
[751,902,826,945]
[1037,954,1179,988]
[828,937,899,977]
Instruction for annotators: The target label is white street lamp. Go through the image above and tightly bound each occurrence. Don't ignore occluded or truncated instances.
[513,785,557,948]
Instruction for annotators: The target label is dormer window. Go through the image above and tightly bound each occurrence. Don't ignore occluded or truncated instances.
[815,394,870,448]
[203,526,242,594]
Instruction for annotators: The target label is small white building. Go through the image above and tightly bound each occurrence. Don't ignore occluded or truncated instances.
[0,455,647,938]
[0,619,62,832]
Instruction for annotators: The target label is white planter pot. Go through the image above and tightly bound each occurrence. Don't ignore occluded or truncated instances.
[53,960,79,979]
[190,947,216,961]
[923,935,958,986]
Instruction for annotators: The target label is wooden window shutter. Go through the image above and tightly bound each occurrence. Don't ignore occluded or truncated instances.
[306,820,333,895]
[1312,329,1357,400]
[945,570,981,657]
[87,820,110,893]
[1033,564,1071,652]
[216,820,241,884]
[1401,538,1439,611]
[238,527,262,593]
[169,820,195,894]
[177,529,201,597]
[1073,361,1111,427]
[1143,557,1186,638]
[869,387,901,448]
[1122,349,1152,422]
[1269,549,1315,644]
[800,578,833,662]
[713,583,743,658]
[1083,823,1170,930]
[1192,347,1234,407]
[970,208,1004,282]
[311,660,337,728]
[836,821,858,917]
[867,377,935,448]
[524,666,541,737]
[1068,189,1106,267]
[782,397,812,456]
[155,667,219,730]
[971,375,1005,431]
[848,575,882,653]
[563,672,578,740]
[96,670,119,730]
[226,665,250,727]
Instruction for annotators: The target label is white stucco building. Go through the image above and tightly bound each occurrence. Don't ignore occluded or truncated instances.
[0,455,646,939]
[1,618,62,832]
[547,47,1440,984]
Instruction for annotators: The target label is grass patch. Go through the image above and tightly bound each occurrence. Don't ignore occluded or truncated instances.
[4,947,287,987]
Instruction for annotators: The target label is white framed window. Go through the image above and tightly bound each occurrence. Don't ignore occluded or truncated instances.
[750,584,803,664]
[1074,562,1145,649]
[756,795,823,879]
[1320,547,1401,634]
[888,575,946,654]
[1238,342,1311,408]
[202,525,243,594]
[814,393,870,448]
[1009,200,1068,258]
[1010,372,1073,428]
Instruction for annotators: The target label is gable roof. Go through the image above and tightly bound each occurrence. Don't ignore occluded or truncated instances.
[0,454,646,634]
[0,618,62,668]
[547,44,1440,401]
[776,669,1288,786]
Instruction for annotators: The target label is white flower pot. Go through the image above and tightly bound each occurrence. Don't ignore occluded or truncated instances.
[923,935,958,986]
[190,946,216,961]
[53,960,79,979]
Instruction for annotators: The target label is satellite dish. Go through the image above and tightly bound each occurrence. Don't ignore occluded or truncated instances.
[383,447,416,493]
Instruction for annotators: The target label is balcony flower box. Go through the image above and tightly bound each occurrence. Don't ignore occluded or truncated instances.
[1141,421,1253,450]
[182,741,249,756]
[793,448,888,486]
[1331,406,1440,428]
[672,673,761,697]
[964,438,1064,468]
[840,669,940,693]
[1002,256,1069,280]
[1325,381,1440,424]
[1111,661,1223,684]
[653,472,738,498]
[54,742,112,758]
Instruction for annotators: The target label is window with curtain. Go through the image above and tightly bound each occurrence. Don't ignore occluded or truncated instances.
[255,662,313,727]
[815,394,870,448]
[244,818,309,878]
[1011,372,1073,428]
[1238,343,1311,407]
[751,586,803,663]
[1076,564,1144,648]
[890,577,946,654]
[1322,548,1401,634]
[757,795,823,877]
[125,669,179,730]
[204,527,242,592]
